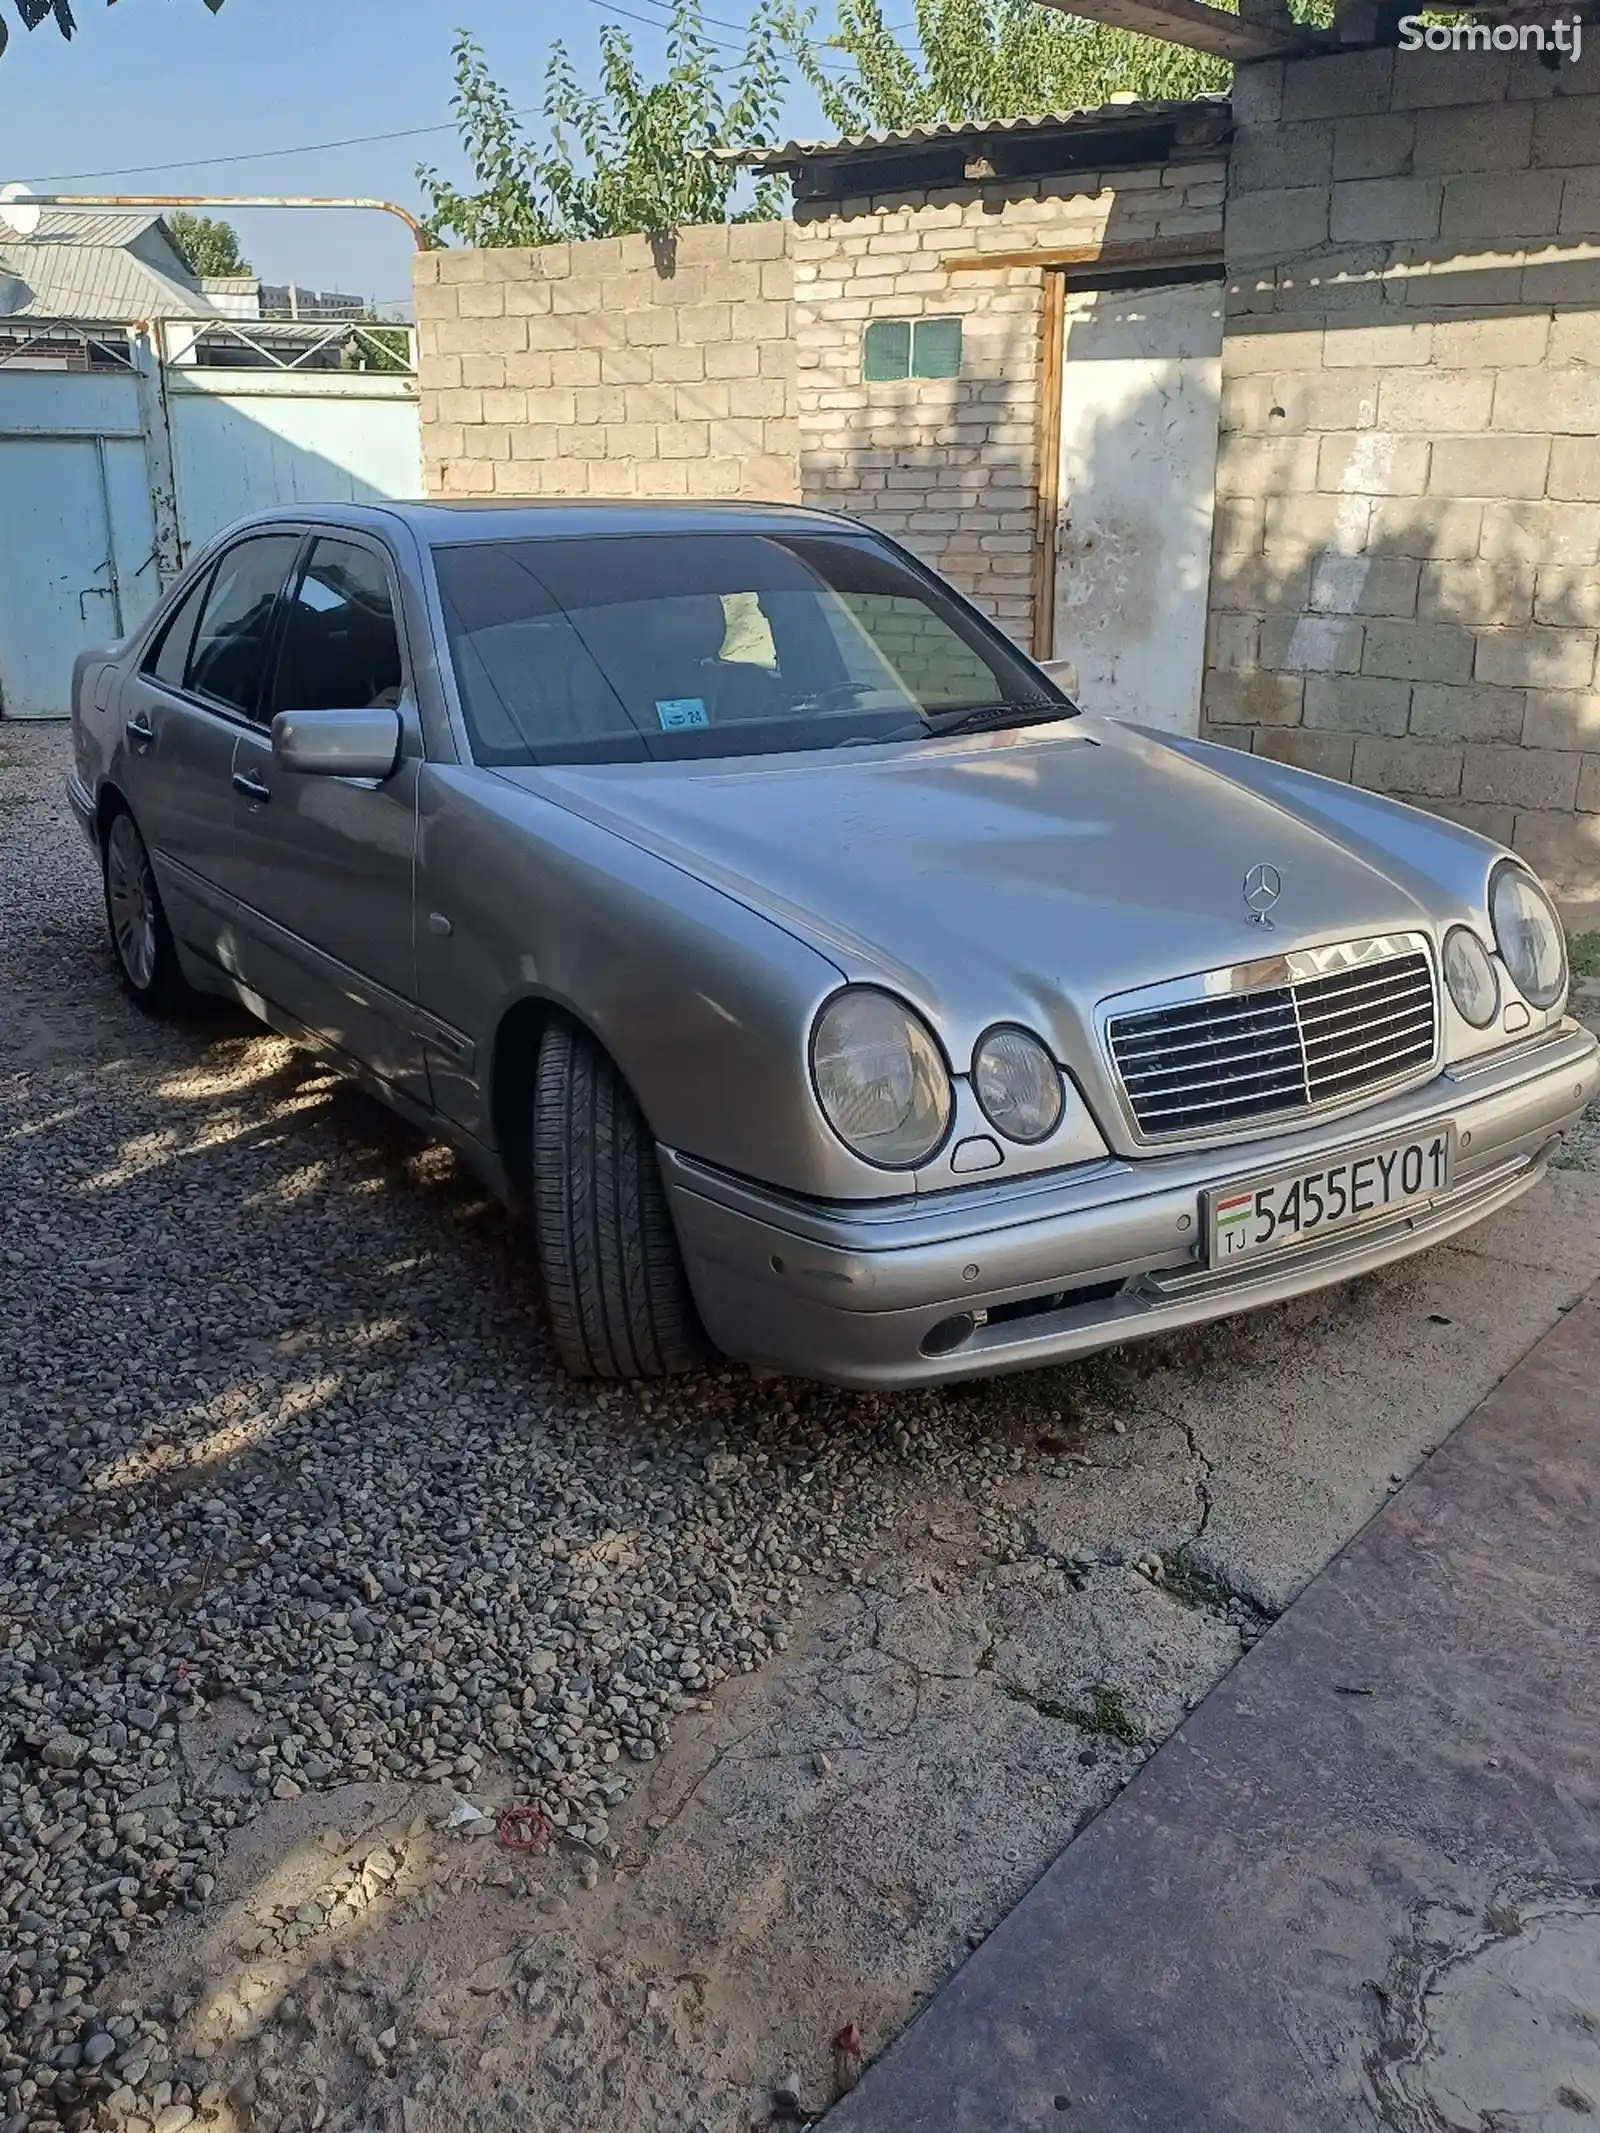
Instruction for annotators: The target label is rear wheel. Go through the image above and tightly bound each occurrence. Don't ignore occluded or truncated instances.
[102,807,192,1014]
[532,1016,707,1379]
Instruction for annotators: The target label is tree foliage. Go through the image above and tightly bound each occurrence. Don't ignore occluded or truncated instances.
[782,0,1226,135]
[418,4,788,248]
[0,0,225,61]
[166,210,251,279]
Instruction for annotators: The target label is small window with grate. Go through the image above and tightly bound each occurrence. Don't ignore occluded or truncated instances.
[862,316,962,382]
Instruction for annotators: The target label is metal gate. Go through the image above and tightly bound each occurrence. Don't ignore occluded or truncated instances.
[0,318,421,720]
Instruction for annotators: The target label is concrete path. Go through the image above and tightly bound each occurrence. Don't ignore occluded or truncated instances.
[830,1280,1600,2133]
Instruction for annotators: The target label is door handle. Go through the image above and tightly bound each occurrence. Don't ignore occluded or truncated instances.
[232,770,271,804]
[124,713,155,749]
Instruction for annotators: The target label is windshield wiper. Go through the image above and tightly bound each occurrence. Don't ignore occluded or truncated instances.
[919,698,1076,739]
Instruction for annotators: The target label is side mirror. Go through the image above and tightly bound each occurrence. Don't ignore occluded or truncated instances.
[1041,657,1079,699]
[271,706,402,780]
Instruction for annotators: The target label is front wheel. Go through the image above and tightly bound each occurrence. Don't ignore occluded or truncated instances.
[531,1017,707,1379]
[102,807,192,1014]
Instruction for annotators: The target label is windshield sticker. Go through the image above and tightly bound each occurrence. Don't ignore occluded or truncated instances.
[655,698,709,731]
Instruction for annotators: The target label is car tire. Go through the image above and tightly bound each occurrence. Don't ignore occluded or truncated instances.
[532,1015,707,1379]
[102,805,193,1014]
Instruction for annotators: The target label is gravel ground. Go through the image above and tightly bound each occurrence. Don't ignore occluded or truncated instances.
[3,720,1598,2133]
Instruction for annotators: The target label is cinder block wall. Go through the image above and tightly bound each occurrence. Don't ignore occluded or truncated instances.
[794,165,1226,640]
[1208,43,1600,913]
[412,222,797,500]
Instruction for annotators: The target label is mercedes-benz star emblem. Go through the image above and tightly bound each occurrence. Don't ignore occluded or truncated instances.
[1243,862,1282,927]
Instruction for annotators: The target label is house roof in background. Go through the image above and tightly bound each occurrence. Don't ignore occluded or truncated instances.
[0,203,218,322]
[715,96,1231,171]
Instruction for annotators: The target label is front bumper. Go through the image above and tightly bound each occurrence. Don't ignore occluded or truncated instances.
[664,1022,1600,1390]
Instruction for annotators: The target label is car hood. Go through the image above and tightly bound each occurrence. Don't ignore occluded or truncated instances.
[494,718,1434,1055]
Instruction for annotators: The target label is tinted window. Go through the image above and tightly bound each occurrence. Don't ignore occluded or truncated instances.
[270,540,403,715]
[143,570,212,688]
[186,534,302,717]
[432,532,1065,768]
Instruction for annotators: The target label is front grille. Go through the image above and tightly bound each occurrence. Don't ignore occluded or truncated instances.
[1107,949,1436,1140]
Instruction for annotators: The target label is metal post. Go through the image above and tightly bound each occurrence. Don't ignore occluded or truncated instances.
[131,320,184,586]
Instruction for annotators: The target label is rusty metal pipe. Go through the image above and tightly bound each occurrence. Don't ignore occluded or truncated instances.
[18,191,434,247]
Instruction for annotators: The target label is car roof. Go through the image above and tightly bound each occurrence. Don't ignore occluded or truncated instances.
[211,498,872,547]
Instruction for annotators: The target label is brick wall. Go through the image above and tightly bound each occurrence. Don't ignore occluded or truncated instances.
[412,222,797,501]
[1206,43,1600,914]
[794,164,1226,641]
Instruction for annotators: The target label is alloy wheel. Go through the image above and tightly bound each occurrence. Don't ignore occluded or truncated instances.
[106,813,157,993]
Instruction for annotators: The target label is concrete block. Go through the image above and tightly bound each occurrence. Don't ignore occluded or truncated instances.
[1430,312,1551,368]
[1304,672,1412,735]
[1255,728,1356,778]
[1231,61,1284,125]
[1215,432,1322,495]
[651,343,708,382]
[1536,568,1600,627]
[1221,324,1328,375]
[523,387,579,426]
[1264,492,1372,555]
[457,282,506,320]
[1202,669,1305,725]
[1332,113,1417,182]
[550,347,602,388]
[1318,432,1429,495]
[1475,626,1597,690]
[1430,435,1552,500]
[1200,718,1259,753]
[1581,756,1600,812]
[1309,553,1420,616]
[1227,187,1331,262]
[1283,49,1395,122]
[1418,558,1536,624]
[1393,243,1528,312]
[655,420,710,459]
[1480,500,1600,566]
[508,425,561,461]
[1413,101,1534,174]
[1493,365,1600,433]
[1330,177,1443,243]
[1532,95,1600,166]
[1523,689,1600,749]
[1353,734,1464,795]
[729,220,790,261]
[1232,121,1334,193]
[1461,743,1582,809]
[1521,248,1600,306]
[1440,170,1565,239]
[1367,498,1484,557]
[1361,618,1477,683]
[1207,613,1261,671]
[1390,47,1512,110]
[1559,174,1600,236]
[550,278,604,315]
[458,354,505,390]
[504,352,555,389]
[1377,371,1494,432]
[1510,810,1600,913]
[1409,681,1525,741]
[1261,613,1366,672]
[437,250,490,286]
[1322,320,1433,368]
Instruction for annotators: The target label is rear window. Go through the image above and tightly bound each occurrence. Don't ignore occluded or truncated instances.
[431,531,1063,767]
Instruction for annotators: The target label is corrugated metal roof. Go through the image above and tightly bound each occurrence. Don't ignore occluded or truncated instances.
[713,95,1228,168]
[0,241,218,322]
[20,208,164,247]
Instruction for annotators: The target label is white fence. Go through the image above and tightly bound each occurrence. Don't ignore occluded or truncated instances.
[0,319,422,719]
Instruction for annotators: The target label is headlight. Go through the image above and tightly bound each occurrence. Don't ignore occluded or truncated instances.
[811,988,952,1168]
[973,1026,1064,1143]
[1490,863,1567,1011]
[1442,926,1499,1028]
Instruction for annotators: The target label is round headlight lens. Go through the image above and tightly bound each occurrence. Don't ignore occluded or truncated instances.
[811,988,952,1168]
[1442,926,1499,1029]
[1490,863,1567,1011]
[973,1026,1064,1143]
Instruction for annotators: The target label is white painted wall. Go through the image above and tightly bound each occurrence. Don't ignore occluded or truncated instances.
[1051,280,1224,737]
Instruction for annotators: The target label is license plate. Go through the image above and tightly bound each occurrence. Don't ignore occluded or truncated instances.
[1207,1126,1453,1267]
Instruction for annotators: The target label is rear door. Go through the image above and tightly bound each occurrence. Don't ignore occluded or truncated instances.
[224,532,428,1101]
[116,530,304,971]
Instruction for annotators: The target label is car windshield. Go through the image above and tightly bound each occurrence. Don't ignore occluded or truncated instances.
[431,530,1073,766]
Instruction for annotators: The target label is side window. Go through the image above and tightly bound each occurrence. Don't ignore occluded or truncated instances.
[269,540,403,716]
[186,534,303,718]
[142,570,212,689]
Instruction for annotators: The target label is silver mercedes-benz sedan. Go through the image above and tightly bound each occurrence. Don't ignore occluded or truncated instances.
[68,500,1597,1389]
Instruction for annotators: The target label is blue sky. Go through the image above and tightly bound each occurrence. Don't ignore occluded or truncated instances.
[0,0,842,311]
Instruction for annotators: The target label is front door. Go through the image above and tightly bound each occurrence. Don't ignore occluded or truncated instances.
[1051,279,1224,737]
[224,532,427,1102]
[116,530,304,977]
